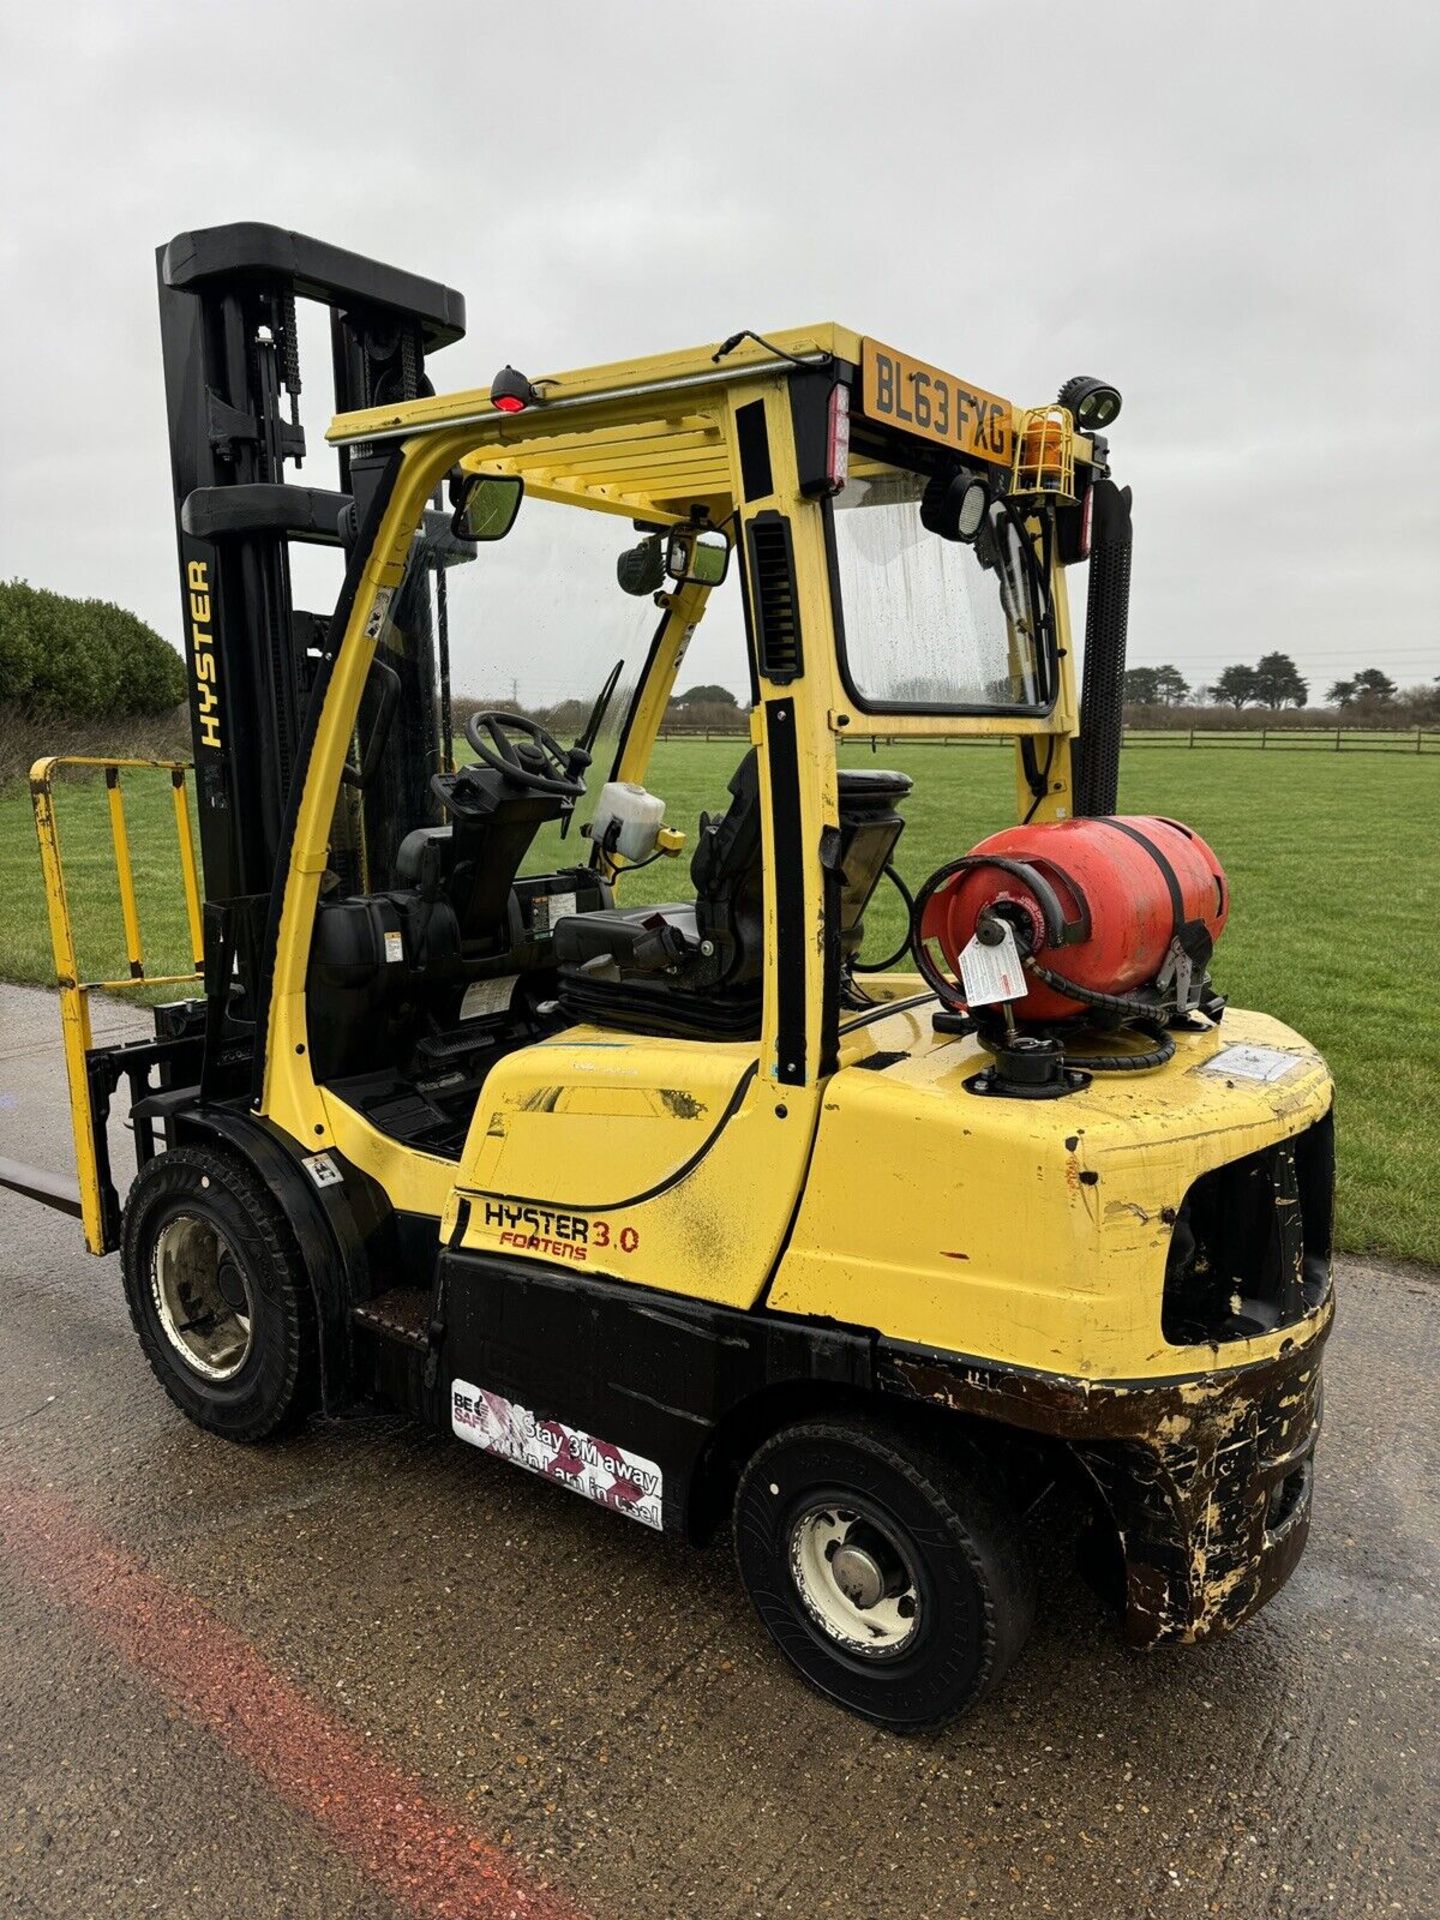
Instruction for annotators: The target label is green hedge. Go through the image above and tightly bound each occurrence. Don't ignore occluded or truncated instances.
[0,579,185,718]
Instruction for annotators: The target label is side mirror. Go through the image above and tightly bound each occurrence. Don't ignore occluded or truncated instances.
[665,525,730,587]
[451,473,524,543]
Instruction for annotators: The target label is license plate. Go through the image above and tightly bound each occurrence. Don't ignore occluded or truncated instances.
[859,338,1014,466]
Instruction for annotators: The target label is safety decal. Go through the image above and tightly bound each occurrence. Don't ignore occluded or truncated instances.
[364,588,394,638]
[460,974,518,1019]
[532,891,578,936]
[451,1382,663,1530]
[1199,1043,1305,1084]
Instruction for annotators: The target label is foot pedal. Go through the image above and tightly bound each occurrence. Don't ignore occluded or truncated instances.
[414,1024,501,1066]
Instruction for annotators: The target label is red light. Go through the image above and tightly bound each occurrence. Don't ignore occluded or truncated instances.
[1078,481,1094,560]
[825,383,850,494]
[489,365,536,414]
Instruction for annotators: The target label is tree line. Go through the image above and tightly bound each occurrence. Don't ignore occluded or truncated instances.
[1125,654,1435,721]
[454,683,749,741]
[1124,653,1311,709]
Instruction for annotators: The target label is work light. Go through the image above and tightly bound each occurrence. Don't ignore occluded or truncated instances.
[617,535,665,596]
[1057,375,1123,431]
[921,470,990,544]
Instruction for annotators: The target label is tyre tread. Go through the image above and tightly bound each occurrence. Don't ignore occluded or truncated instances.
[119,1145,317,1443]
[733,1411,1035,1729]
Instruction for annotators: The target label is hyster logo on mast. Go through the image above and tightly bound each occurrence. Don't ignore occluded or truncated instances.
[187,559,221,749]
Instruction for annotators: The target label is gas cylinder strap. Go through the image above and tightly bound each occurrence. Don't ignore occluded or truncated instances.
[1091,818,1185,940]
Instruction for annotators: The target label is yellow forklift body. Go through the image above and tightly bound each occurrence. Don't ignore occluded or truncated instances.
[447,1032,801,1310]
[240,328,1332,1401]
[775,1000,1332,1381]
[18,250,1335,1700]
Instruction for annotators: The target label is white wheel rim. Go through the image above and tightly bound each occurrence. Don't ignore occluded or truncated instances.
[788,1504,921,1659]
[150,1213,253,1381]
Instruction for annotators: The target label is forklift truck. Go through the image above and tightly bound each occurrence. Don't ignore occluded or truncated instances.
[7,225,1335,1728]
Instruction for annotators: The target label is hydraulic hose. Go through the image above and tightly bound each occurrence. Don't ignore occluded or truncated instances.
[852,865,917,973]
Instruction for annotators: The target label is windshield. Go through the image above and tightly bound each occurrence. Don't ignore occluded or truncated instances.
[830,465,1053,713]
[421,491,663,832]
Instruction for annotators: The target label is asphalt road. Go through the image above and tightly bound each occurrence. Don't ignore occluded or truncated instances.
[1,980,1437,1920]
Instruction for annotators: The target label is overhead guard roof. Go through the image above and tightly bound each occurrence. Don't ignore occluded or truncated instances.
[326,325,862,523]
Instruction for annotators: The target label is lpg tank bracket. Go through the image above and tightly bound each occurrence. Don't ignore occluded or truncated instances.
[963,1034,1091,1101]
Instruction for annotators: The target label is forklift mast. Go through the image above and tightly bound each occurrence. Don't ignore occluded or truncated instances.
[156,223,466,927]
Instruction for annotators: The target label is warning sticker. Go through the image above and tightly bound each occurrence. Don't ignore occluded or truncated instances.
[533,891,578,937]
[958,924,1026,1007]
[1199,1044,1305,1084]
[460,974,518,1020]
[364,587,394,639]
[383,929,404,964]
[451,1381,663,1530]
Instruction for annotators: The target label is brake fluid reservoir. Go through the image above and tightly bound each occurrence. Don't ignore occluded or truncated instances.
[591,782,667,862]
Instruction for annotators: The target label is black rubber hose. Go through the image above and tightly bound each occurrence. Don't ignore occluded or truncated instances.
[852,865,917,973]
[1062,1022,1176,1073]
[1073,480,1134,818]
[1024,954,1158,1019]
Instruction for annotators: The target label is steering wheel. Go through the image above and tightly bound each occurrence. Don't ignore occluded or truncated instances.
[463,710,589,799]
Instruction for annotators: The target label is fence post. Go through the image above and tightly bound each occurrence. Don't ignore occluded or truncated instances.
[1419,727,1425,755]
[1334,726,1342,753]
[1261,727,1268,750]
[1189,726,1195,749]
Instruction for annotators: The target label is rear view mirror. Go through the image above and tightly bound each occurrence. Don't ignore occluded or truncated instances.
[666,525,730,587]
[451,473,524,543]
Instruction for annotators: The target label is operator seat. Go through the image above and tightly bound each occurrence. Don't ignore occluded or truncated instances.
[551,751,912,1041]
[553,748,766,1039]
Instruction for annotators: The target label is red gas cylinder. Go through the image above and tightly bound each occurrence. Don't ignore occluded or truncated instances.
[921,816,1228,1021]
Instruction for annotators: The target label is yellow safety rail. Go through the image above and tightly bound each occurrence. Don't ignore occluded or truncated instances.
[30,756,204,1252]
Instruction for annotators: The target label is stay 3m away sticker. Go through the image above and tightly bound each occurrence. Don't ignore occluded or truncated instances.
[451,1382,663,1530]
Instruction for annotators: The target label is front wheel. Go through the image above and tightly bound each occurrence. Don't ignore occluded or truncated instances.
[733,1416,1035,1729]
[120,1146,317,1443]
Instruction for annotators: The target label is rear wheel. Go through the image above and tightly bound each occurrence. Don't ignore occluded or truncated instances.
[733,1415,1035,1729]
[120,1147,317,1442]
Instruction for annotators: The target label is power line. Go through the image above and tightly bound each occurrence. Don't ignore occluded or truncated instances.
[1156,652,1436,664]
[1128,645,1437,660]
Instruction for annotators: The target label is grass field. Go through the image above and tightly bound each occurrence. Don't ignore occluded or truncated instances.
[2,742,1436,1266]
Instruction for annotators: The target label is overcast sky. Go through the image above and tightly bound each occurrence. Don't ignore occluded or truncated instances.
[2,0,1435,705]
